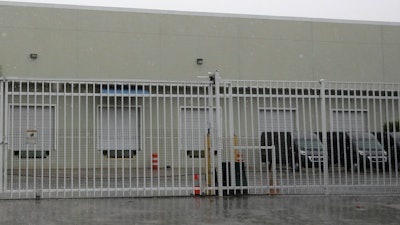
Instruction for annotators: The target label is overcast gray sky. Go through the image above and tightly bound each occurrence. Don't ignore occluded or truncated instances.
[3,0,400,23]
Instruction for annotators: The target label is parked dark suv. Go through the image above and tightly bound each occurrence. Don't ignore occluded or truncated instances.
[375,132,400,170]
[325,132,387,171]
[261,132,326,171]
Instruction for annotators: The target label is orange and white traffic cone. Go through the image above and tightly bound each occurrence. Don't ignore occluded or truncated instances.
[194,174,201,195]
[152,153,158,170]
[235,152,243,163]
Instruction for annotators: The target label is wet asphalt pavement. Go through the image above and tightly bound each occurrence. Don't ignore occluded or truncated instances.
[0,195,399,225]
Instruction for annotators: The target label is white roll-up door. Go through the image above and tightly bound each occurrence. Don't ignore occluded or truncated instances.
[259,109,296,132]
[98,106,140,150]
[180,108,217,151]
[331,110,368,131]
[9,105,56,151]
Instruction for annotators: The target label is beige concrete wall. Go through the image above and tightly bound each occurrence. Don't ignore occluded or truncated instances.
[0,4,400,82]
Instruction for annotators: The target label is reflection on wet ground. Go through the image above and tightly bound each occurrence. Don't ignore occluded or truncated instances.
[0,195,399,225]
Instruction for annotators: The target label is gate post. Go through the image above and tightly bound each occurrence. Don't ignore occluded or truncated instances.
[319,79,330,194]
[208,71,223,196]
[0,79,4,193]
[214,71,223,197]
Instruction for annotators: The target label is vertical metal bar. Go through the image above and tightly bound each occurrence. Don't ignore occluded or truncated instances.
[40,81,45,197]
[156,83,160,196]
[207,77,215,195]
[242,81,249,196]
[261,81,267,190]
[0,79,4,194]
[319,79,329,193]
[120,84,125,196]
[383,86,390,183]
[196,85,202,195]
[227,83,236,194]
[182,86,187,196]
[365,83,372,183]
[33,81,37,195]
[8,81,14,196]
[116,83,120,193]
[362,83,372,184]
[235,82,242,193]
[62,82,66,197]
[163,83,167,195]
[142,84,147,196]
[305,83,312,186]
[7,80,12,197]
[25,82,30,198]
[170,84,175,195]
[313,82,320,185]
[392,87,399,180]
[214,71,223,197]
[106,83,111,196]
[85,83,89,196]
[203,84,209,195]
[78,83,82,196]
[287,82,295,194]
[387,88,394,183]
[128,84,132,195]
[48,82,53,197]
[189,84,194,196]
[135,83,139,196]
[377,84,384,184]
[99,83,104,196]
[134,83,139,196]
[268,81,275,192]
[113,83,118,195]
[326,83,334,186]
[299,82,307,186]
[56,82,60,197]
[92,83,96,196]
[249,81,256,194]
[281,81,289,192]
[149,84,154,196]
[70,83,75,196]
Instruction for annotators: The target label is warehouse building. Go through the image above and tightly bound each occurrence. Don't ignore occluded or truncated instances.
[0,2,400,198]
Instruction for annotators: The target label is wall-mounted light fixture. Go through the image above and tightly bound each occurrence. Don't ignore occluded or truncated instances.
[196,58,203,65]
[29,53,38,60]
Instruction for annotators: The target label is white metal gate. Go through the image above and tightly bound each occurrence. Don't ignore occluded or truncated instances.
[1,76,400,199]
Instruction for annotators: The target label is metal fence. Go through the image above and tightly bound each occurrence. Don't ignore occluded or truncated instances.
[0,74,400,199]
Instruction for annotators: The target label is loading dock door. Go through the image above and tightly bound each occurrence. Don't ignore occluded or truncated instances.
[9,105,56,152]
[98,106,141,151]
[259,109,296,133]
[331,110,368,131]
[180,108,217,151]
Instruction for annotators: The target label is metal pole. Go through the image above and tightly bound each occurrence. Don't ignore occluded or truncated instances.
[319,79,330,194]
[0,79,3,193]
[207,74,215,195]
[228,83,236,193]
[214,71,223,197]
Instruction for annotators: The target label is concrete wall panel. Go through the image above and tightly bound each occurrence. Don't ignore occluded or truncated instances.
[77,10,161,34]
[239,39,314,80]
[237,18,312,41]
[383,44,400,82]
[312,22,382,43]
[0,5,77,30]
[77,32,161,79]
[313,42,383,82]
[0,4,399,82]
[0,27,77,78]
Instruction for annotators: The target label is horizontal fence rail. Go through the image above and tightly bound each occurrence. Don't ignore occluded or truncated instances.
[0,76,399,199]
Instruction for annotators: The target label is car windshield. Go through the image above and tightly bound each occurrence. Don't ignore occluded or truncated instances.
[355,139,383,150]
[296,139,323,150]
[391,133,400,146]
